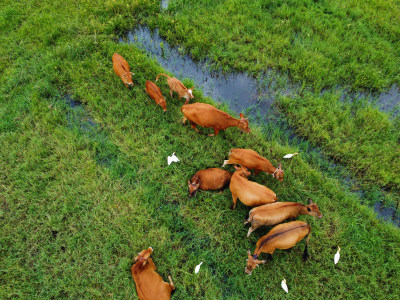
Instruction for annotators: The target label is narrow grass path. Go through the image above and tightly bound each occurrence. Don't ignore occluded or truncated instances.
[1,0,400,298]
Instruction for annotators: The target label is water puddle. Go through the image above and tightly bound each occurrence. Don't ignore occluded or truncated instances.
[61,95,137,183]
[120,26,400,227]
[161,0,169,10]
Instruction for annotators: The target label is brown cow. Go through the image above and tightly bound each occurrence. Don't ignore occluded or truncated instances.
[112,53,134,88]
[145,81,167,112]
[229,166,277,209]
[181,103,250,136]
[223,148,283,181]
[188,168,232,198]
[245,221,311,275]
[244,199,323,237]
[132,247,175,300]
[156,73,194,104]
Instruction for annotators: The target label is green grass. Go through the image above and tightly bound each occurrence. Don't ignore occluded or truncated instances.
[148,0,400,91]
[277,91,400,193]
[1,0,400,299]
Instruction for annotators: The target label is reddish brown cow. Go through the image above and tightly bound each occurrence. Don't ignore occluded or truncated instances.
[223,148,283,181]
[112,53,134,88]
[156,73,194,104]
[145,81,167,111]
[181,103,250,136]
[244,199,323,237]
[245,221,311,275]
[188,168,232,197]
[229,166,277,209]
[132,247,175,300]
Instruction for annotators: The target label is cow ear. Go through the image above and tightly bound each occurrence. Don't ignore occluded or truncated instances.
[247,250,251,256]
[134,255,139,262]
[188,180,191,185]
[308,198,313,204]
[240,113,244,118]
[190,87,194,90]
[307,207,311,212]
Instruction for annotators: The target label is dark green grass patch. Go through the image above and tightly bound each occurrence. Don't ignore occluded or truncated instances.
[1,0,400,299]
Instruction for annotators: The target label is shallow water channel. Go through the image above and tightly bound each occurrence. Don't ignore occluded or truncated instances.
[120,26,400,226]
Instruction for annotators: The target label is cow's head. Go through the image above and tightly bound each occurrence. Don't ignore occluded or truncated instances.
[134,247,153,267]
[159,97,167,112]
[245,250,266,275]
[305,199,323,218]
[122,72,134,87]
[234,165,251,178]
[187,87,195,99]
[238,113,250,134]
[272,162,284,182]
[188,177,200,198]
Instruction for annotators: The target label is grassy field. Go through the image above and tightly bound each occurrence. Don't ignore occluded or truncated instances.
[149,0,400,196]
[1,0,400,299]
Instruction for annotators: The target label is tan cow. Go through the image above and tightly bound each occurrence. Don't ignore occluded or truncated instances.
[245,221,311,275]
[188,168,232,197]
[156,73,194,104]
[229,166,277,209]
[112,53,134,88]
[145,81,167,111]
[181,103,250,136]
[132,247,175,300]
[244,199,323,237]
[223,148,283,181]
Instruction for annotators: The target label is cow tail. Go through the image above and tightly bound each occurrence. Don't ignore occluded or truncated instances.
[302,225,311,261]
[156,73,169,81]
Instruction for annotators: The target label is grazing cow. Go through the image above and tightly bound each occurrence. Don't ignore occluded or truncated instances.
[223,148,283,181]
[245,221,311,275]
[188,168,232,198]
[156,73,194,104]
[132,247,175,300]
[229,166,277,209]
[181,103,250,136]
[145,81,167,111]
[244,199,323,237]
[112,53,134,88]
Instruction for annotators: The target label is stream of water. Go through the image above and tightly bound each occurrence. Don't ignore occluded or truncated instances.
[120,25,400,227]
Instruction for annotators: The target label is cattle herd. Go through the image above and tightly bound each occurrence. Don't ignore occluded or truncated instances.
[113,53,323,299]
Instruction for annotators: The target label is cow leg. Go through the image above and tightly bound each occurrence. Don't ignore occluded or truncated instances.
[254,170,259,176]
[222,160,230,167]
[208,129,219,136]
[170,89,173,98]
[231,193,238,210]
[189,121,199,133]
[168,275,175,291]
[182,116,187,124]
[247,227,256,237]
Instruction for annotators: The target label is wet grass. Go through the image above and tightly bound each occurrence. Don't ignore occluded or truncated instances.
[149,0,400,92]
[1,0,400,299]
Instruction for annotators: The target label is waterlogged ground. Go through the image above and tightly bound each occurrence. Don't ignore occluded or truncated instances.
[121,25,400,227]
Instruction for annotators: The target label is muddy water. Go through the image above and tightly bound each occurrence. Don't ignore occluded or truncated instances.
[120,26,400,227]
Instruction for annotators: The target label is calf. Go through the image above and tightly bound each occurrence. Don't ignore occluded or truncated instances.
[188,168,232,197]
[245,221,311,275]
[132,247,175,300]
[244,199,323,237]
[181,103,250,136]
[223,148,283,181]
[112,53,134,88]
[145,81,167,111]
[156,73,194,104]
[229,166,277,209]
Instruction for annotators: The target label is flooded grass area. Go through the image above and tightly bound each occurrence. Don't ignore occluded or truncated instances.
[121,25,400,227]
